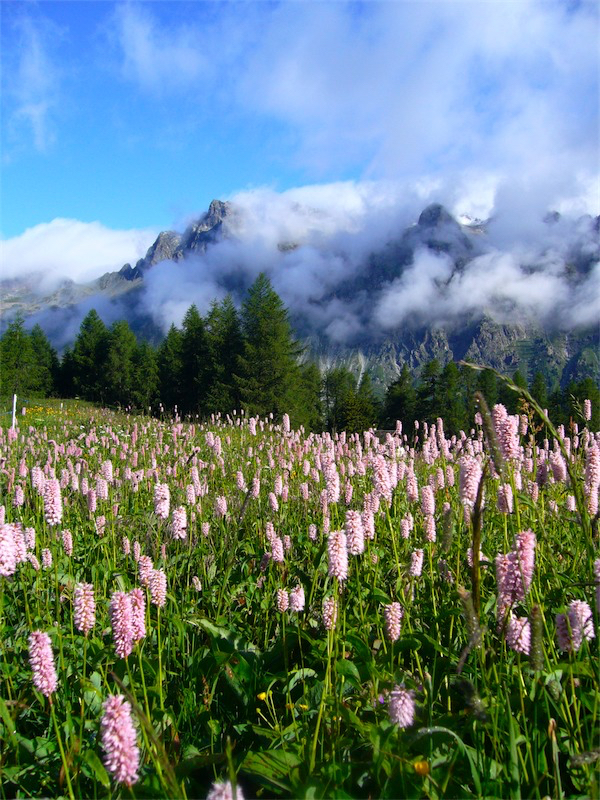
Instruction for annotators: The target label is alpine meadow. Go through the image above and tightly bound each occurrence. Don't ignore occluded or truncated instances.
[1,1,599,798]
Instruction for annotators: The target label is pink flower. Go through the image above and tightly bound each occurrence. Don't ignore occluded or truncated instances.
[206,780,245,800]
[400,517,411,539]
[13,485,25,507]
[154,483,170,520]
[100,695,140,787]
[289,584,305,612]
[322,596,337,630]
[424,515,436,542]
[556,600,595,653]
[0,523,17,577]
[345,510,364,555]
[388,686,415,728]
[497,484,513,514]
[421,485,435,516]
[549,453,567,484]
[171,506,187,540]
[109,591,134,659]
[215,495,228,517]
[492,404,521,462]
[74,583,96,635]
[409,549,424,578]
[384,602,404,642]
[459,456,482,512]
[406,470,419,504]
[149,569,167,607]
[28,630,58,697]
[42,548,52,569]
[328,530,348,582]
[101,460,114,483]
[43,478,62,526]
[138,555,153,587]
[87,489,97,513]
[276,589,289,612]
[271,536,285,563]
[96,477,109,501]
[129,588,146,642]
[506,615,531,655]
[61,529,73,556]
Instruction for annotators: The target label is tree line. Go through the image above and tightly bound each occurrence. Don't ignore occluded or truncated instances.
[1,272,598,433]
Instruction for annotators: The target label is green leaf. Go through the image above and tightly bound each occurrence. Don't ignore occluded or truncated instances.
[414,727,482,796]
[335,659,361,688]
[82,749,110,789]
[284,667,318,693]
[242,749,302,792]
[0,697,17,748]
[505,694,521,800]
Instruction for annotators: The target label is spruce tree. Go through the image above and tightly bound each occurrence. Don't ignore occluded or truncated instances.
[30,324,59,396]
[205,296,244,414]
[323,366,356,432]
[0,315,37,397]
[436,361,468,435]
[416,358,442,422]
[131,341,160,410]
[158,325,184,412]
[71,310,110,401]
[180,305,211,416]
[236,273,303,420]
[105,320,138,407]
[383,364,416,429]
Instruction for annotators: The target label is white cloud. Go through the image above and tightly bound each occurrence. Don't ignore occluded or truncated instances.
[110,4,212,94]
[237,1,598,192]
[1,219,158,291]
[3,15,62,153]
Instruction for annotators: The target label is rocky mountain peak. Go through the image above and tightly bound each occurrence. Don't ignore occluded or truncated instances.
[180,199,233,252]
[417,203,457,229]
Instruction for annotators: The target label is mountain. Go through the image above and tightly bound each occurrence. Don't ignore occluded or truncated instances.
[2,199,598,393]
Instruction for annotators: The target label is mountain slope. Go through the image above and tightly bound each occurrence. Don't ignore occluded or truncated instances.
[2,199,598,391]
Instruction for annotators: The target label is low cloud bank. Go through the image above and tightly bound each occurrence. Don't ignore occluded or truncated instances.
[5,180,599,346]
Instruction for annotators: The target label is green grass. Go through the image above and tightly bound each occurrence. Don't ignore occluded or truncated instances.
[0,399,598,799]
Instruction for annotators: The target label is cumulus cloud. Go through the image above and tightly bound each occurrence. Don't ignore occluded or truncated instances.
[3,180,598,348]
[136,180,599,340]
[238,1,598,190]
[1,219,157,291]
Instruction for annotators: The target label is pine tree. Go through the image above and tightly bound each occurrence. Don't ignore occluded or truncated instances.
[180,305,211,416]
[383,364,416,429]
[416,358,442,422]
[158,325,183,412]
[530,371,548,409]
[477,367,498,409]
[105,320,138,406]
[131,341,159,410]
[0,315,37,397]
[30,324,59,396]
[71,310,110,401]
[436,361,468,435]
[205,296,244,414]
[236,273,303,420]
[323,366,356,432]
[295,362,324,432]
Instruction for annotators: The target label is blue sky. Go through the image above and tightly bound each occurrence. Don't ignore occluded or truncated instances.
[1,0,598,283]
